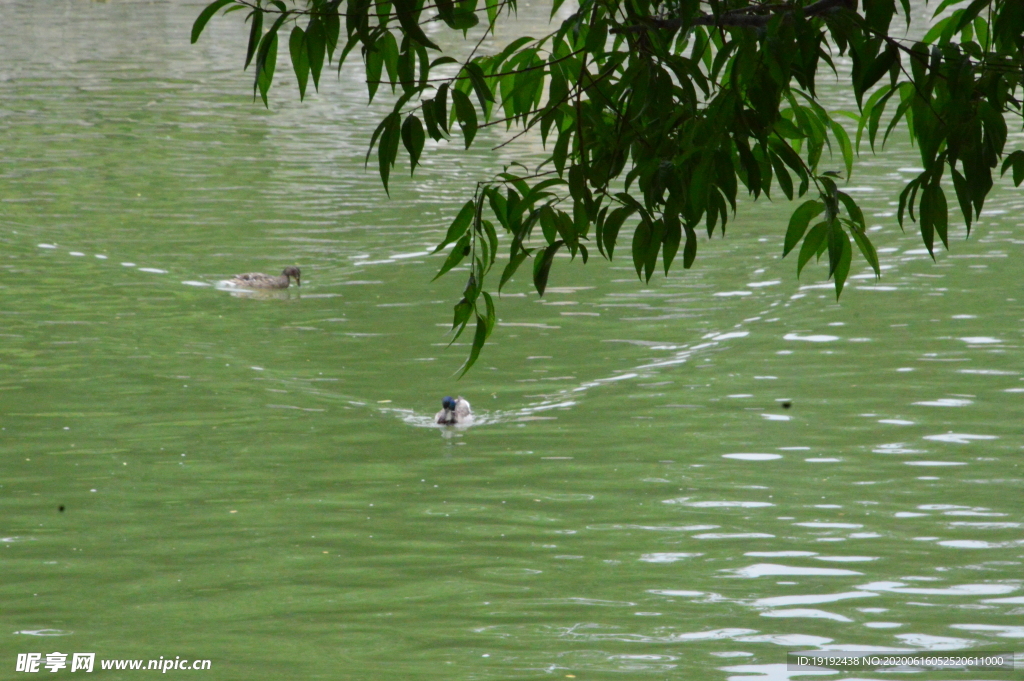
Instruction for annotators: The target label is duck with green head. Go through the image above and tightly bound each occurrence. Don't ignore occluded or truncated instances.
[435,396,472,425]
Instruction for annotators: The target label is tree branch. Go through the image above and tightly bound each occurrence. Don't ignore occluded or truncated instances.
[611,0,855,35]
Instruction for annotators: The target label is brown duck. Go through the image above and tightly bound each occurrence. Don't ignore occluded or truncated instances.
[228,266,301,289]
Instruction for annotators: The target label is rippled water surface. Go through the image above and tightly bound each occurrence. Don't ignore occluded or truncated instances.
[2,1,1022,679]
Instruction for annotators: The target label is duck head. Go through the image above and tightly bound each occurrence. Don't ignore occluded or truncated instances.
[282,266,301,286]
[442,396,457,411]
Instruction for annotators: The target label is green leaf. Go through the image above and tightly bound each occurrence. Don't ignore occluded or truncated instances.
[954,0,991,33]
[375,0,393,28]
[391,0,441,50]
[447,5,480,31]
[245,8,264,70]
[931,0,964,17]
[380,31,399,90]
[644,219,663,281]
[289,26,309,100]
[950,167,973,235]
[631,219,652,281]
[774,117,804,140]
[848,220,880,277]
[897,176,921,228]
[521,178,567,208]
[366,115,388,167]
[480,216,499,266]
[464,62,493,116]
[448,319,470,347]
[533,240,564,296]
[451,297,473,330]
[416,43,430,92]
[1000,150,1024,187]
[557,209,578,250]
[396,45,415,94]
[252,11,291,106]
[451,89,478,148]
[433,200,475,253]
[255,32,278,107]
[921,182,948,253]
[324,11,340,60]
[494,36,534,68]
[857,84,895,151]
[831,227,852,298]
[433,83,449,134]
[568,164,587,203]
[306,16,326,91]
[499,248,531,291]
[601,206,631,259]
[881,93,912,149]
[336,34,359,73]
[365,45,384,101]
[771,139,808,187]
[487,187,509,231]
[835,191,865,233]
[710,40,736,84]
[770,153,794,200]
[463,263,481,305]
[585,18,607,53]
[663,212,681,274]
[401,115,425,173]
[922,16,951,46]
[784,200,825,257]
[192,0,235,44]
[973,15,989,49]
[797,222,828,277]
[859,42,897,101]
[456,315,489,378]
[682,222,697,268]
[539,204,558,245]
[552,130,570,175]
[897,0,911,26]
[433,233,471,281]
[735,139,761,197]
[436,0,457,27]
[421,98,444,140]
[481,291,496,335]
[918,187,935,257]
[826,221,843,277]
[377,112,401,193]
[829,119,853,179]
[692,26,712,70]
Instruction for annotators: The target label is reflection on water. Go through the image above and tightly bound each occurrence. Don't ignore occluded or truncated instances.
[1,0,1022,679]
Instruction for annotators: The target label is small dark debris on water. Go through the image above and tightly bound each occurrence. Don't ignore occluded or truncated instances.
[781,401,792,409]
[58,505,65,513]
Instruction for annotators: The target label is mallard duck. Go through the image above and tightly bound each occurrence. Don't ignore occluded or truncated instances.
[435,396,472,425]
[228,266,301,289]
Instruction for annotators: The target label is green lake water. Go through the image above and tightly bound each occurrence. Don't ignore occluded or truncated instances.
[1,1,1022,679]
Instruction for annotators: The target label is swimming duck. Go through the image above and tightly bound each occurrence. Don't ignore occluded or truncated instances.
[435,396,472,425]
[228,266,301,289]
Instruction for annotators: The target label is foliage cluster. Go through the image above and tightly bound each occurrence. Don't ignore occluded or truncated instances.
[193,0,1024,373]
